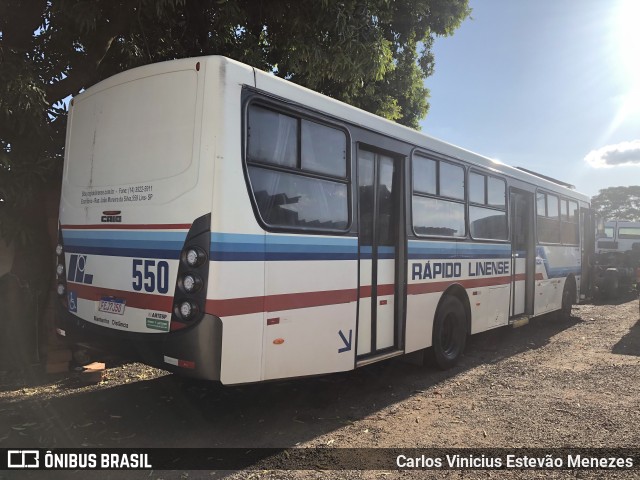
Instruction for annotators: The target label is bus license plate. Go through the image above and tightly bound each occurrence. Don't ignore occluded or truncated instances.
[98,297,126,315]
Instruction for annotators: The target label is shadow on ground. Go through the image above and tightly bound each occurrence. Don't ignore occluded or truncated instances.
[0,312,581,479]
[591,289,639,307]
[612,318,640,357]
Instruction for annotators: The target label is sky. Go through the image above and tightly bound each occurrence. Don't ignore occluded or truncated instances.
[420,0,640,198]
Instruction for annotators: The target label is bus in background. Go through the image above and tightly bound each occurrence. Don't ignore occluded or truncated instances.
[55,56,593,384]
[592,219,640,298]
[596,219,640,253]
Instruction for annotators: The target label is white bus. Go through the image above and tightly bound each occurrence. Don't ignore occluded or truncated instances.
[597,219,640,253]
[55,56,593,384]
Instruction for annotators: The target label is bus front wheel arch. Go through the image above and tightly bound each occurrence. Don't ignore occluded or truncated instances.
[430,294,468,370]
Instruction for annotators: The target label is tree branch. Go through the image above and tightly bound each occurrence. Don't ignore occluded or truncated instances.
[44,14,131,105]
[0,0,48,52]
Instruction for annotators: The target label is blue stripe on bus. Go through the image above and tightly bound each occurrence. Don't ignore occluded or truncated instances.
[408,241,511,259]
[62,230,527,263]
[63,231,359,261]
[63,230,188,241]
[62,230,186,259]
[63,239,185,251]
[211,233,358,261]
[64,245,181,259]
[359,245,396,260]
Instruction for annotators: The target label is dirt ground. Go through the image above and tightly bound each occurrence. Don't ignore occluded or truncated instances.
[1,294,639,479]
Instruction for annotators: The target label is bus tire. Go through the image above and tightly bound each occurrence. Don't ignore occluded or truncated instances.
[431,295,467,370]
[560,278,575,318]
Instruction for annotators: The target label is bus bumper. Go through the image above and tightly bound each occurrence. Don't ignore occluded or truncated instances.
[55,304,223,381]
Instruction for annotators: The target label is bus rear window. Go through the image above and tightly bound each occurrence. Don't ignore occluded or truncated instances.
[67,70,197,187]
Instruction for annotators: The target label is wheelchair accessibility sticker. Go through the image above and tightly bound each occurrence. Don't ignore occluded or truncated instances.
[68,291,77,313]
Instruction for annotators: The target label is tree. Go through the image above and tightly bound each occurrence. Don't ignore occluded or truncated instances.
[1,0,471,241]
[591,186,640,221]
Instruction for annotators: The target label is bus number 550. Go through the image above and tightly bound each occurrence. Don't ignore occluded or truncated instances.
[132,259,169,294]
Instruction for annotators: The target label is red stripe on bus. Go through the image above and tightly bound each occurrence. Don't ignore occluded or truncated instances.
[377,284,395,296]
[68,284,359,318]
[266,289,357,311]
[359,285,372,298]
[61,223,191,230]
[70,272,552,319]
[206,288,358,316]
[358,284,395,298]
[407,276,512,295]
[205,296,264,316]
[69,283,173,311]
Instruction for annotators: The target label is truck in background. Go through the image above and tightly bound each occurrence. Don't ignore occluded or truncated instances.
[592,219,640,298]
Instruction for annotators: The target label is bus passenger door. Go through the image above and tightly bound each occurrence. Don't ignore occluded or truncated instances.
[356,148,403,358]
[509,189,535,317]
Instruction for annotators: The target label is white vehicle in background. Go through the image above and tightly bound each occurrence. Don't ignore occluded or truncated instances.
[54,56,593,385]
[596,220,640,254]
[593,220,640,298]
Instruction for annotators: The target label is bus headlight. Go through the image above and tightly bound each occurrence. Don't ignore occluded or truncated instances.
[56,283,66,296]
[56,264,65,276]
[55,244,64,256]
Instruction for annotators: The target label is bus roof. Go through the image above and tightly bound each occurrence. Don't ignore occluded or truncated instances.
[74,55,590,204]
[247,58,589,204]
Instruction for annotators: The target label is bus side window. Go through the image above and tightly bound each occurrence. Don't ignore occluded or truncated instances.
[246,103,349,232]
[247,106,297,168]
[560,199,579,245]
[468,172,507,240]
[412,155,466,237]
[537,192,561,244]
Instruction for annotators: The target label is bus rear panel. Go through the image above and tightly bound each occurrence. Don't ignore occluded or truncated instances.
[56,58,225,380]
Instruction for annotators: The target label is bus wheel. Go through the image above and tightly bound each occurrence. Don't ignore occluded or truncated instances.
[561,279,575,317]
[431,295,467,369]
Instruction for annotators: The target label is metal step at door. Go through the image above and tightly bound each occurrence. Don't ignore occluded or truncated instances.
[509,314,531,328]
[356,349,404,368]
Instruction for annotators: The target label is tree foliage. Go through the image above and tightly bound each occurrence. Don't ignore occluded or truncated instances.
[0,0,470,246]
[591,186,640,222]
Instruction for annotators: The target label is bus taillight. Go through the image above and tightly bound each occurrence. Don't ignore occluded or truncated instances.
[55,228,68,305]
[185,247,207,268]
[180,273,202,293]
[170,214,211,329]
[176,299,199,320]
[174,245,208,323]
